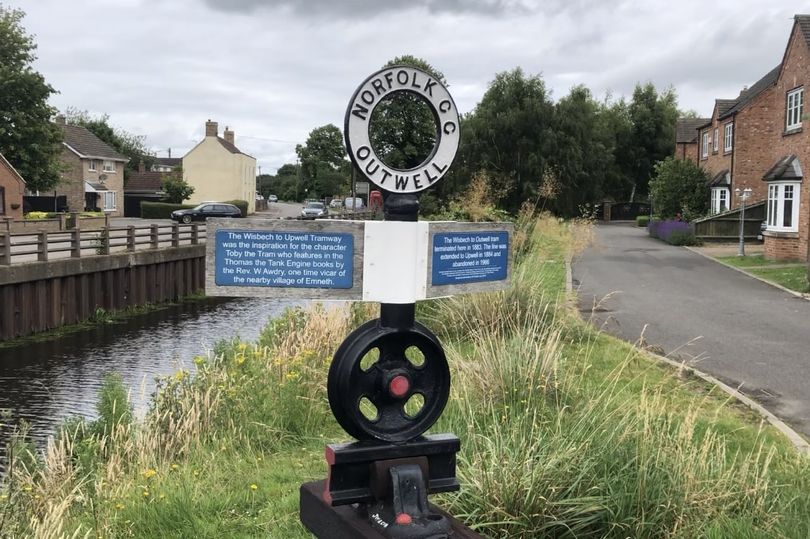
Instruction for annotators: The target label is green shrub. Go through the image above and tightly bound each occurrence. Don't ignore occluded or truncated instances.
[668,229,701,246]
[140,201,195,219]
[636,215,650,227]
[224,199,249,216]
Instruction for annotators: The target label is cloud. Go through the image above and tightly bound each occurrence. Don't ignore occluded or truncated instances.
[199,0,535,16]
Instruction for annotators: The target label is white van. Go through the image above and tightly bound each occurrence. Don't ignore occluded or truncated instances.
[344,197,365,210]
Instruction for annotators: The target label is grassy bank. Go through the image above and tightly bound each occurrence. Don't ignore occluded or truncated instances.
[716,255,809,293]
[2,215,810,538]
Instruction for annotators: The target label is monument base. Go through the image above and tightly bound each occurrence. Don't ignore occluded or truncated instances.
[300,480,482,539]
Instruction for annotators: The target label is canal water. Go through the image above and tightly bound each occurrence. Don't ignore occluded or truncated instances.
[0,298,297,451]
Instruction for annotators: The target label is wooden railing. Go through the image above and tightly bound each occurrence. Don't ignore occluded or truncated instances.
[0,223,207,266]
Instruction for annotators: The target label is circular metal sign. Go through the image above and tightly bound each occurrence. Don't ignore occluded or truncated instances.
[344,65,460,194]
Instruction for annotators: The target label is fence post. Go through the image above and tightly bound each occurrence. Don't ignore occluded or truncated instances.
[0,232,10,265]
[150,224,159,249]
[71,228,81,258]
[69,211,79,230]
[171,223,180,248]
[3,217,12,233]
[191,223,199,245]
[104,213,110,229]
[59,213,68,230]
[38,230,48,262]
[100,227,111,255]
[127,226,136,252]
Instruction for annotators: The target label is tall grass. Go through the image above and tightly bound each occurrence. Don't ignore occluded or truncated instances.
[1,215,809,537]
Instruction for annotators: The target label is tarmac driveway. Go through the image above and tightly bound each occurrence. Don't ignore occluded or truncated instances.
[573,223,810,437]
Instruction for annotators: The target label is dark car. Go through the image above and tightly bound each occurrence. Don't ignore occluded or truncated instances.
[171,203,242,223]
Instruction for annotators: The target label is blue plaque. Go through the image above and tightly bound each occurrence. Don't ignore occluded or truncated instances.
[214,230,353,289]
[431,231,509,286]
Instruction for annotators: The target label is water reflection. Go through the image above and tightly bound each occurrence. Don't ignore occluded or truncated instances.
[0,298,297,450]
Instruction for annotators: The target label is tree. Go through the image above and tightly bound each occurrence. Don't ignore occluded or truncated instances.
[368,56,446,169]
[0,5,63,192]
[459,68,556,213]
[649,156,710,219]
[256,164,301,201]
[620,83,679,199]
[161,167,194,203]
[548,86,615,216]
[65,108,153,180]
[295,124,348,198]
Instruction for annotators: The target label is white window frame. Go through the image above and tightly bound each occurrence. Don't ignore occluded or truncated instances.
[103,160,116,173]
[710,187,730,214]
[766,182,800,232]
[103,190,117,211]
[786,87,803,131]
[724,123,733,152]
[713,128,719,152]
[701,132,709,158]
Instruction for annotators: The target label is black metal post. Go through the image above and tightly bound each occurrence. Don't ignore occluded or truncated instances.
[380,193,419,330]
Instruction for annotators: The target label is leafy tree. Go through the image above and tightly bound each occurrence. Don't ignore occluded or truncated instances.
[649,156,709,219]
[621,83,679,199]
[65,108,153,180]
[368,56,446,170]
[548,86,615,216]
[295,124,348,198]
[0,5,63,192]
[161,167,194,203]
[459,68,555,213]
[257,164,301,201]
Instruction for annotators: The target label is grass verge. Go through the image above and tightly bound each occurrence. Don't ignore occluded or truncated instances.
[716,255,808,293]
[2,215,809,538]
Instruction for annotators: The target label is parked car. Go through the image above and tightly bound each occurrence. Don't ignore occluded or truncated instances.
[171,203,242,223]
[329,198,343,208]
[344,197,365,210]
[301,201,328,218]
[267,194,278,203]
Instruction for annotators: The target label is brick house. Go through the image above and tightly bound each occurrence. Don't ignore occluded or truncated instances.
[675,118,708,164]
[0,152,26,220]
[696,99,736,214]
[123,160,168,217]
[55,115,129,217]
[760,15,810,261]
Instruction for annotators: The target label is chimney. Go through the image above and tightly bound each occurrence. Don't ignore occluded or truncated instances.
[224,126,234,145]
[205,119,218,137]
[55,114,66,126]
[138,159,146,173]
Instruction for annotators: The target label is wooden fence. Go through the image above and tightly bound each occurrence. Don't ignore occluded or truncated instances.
[0,223,207,266]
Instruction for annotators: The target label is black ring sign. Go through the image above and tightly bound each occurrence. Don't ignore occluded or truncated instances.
[344,65,460,194]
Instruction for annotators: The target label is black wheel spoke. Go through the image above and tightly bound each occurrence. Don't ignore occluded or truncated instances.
[327,319,450,442]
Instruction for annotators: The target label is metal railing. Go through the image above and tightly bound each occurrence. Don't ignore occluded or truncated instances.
[0,223,207,266]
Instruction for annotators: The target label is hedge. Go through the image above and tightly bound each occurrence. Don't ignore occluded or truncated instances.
[140,202,195,220]
[223,200,249,216]
[636,215,650,227]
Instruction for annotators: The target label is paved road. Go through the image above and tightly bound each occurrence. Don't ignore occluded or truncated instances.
[574,223,810,437]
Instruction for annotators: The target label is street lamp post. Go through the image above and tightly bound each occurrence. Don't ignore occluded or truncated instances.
[736,187,753,257]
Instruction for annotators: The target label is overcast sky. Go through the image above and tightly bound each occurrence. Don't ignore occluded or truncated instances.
[10,0,804,173]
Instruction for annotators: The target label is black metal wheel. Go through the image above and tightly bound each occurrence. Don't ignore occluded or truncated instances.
[327,319,450,443]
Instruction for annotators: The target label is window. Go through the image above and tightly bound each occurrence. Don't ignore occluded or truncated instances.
[0,186,5,215]
[103,160,116,173]
[724,123,733,152]
[710,188,729,214]
[787,87,803,131]
[766,182,800,232]
[701,132,709,158]
[103,191,116,211]
[88,160,97,171]
[713,128,719,152]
